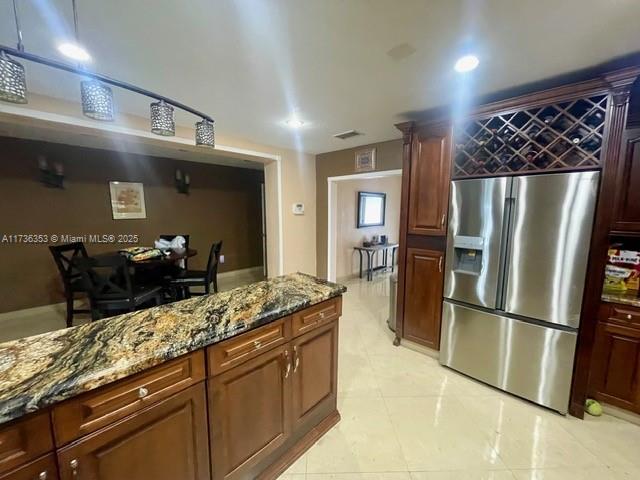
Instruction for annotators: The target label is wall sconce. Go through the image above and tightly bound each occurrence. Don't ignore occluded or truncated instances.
[175,169,190,195]
[38,155,64,189]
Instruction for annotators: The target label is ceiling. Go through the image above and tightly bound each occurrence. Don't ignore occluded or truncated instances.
[1,0,639,154]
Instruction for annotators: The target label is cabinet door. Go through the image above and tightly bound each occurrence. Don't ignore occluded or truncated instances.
[590,321,640,413]
[208,344,291,480]
[291,321,338,434]
[0,455,58,480]
[57,384,210,480]
[403,248,445,349]
[407,127,452,236]
[612,128,640,232]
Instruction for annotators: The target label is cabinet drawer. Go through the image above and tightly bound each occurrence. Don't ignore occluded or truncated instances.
[609,305,640,327]
[0,454,58,480]
[292,297,342,337]
[52,351,205,446]
[0,412,53,475]
[208,318,290,376]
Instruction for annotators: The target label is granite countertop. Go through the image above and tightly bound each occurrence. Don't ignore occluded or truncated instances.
[601,290,640,308]
[0,273,346,425]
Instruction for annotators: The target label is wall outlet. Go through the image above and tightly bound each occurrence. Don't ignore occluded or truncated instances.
[292,203,305,215]
[219,254,225,264]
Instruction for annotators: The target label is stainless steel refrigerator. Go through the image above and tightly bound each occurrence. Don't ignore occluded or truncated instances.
[440,171,599,413]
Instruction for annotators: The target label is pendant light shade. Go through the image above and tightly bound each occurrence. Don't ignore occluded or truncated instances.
[81,79,114,121]
[195,119,215,147]
[150,100,175,136]
[0,51,27,104]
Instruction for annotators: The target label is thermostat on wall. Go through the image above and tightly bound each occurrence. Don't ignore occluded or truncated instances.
[292,203,305,215]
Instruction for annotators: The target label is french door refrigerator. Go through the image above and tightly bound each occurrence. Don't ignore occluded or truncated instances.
[440,171,599,413]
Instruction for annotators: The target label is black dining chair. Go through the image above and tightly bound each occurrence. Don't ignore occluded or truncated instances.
[169,241,223,298]
[74,255,164,320]
[49,242,92,327]
[159,234,190,269]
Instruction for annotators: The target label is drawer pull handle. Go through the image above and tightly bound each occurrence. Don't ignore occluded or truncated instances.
[293,346,300,373]
[441,213,446,228]
[39,472,48,480]
[283,350,291,378]
[138,387,149,399]
[70,459,79,478]
[626,314,633,320]
[254,340,262,348]
[319,312,326,319]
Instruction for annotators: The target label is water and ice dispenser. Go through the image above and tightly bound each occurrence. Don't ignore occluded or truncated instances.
[451,235,484,275]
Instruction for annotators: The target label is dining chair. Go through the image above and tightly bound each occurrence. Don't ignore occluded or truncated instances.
[169,240,223,298]
[49,242,91,327]
[159,234,190,269]
[74,255,164,320]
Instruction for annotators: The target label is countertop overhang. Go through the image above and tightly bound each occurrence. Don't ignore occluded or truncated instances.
[0,273,346,425]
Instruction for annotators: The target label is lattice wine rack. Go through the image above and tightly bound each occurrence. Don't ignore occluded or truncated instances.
[453,94,608,178]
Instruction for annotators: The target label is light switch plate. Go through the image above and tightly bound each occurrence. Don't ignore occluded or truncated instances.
[292,203,305,215]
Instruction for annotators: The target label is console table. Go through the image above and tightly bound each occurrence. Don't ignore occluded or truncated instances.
[354,243,399,281]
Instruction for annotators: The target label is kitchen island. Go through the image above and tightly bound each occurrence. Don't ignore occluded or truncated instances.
[0,273,346,480]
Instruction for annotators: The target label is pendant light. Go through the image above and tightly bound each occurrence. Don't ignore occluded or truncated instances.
[0,0,27,104]
[69,0,114,121]
[195,119,215,147]
[150,99,175,136]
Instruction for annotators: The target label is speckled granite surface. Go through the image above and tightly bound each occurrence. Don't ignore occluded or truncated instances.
[0,273,346,425]
[601,290,640,308]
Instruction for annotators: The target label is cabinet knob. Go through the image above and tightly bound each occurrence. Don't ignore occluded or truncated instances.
[38,472,47,480]
[627,314,633,320]
[319,312,326,319]
[253,340,262,348]
[441,213,446,228]
[438,256,443,273]
[138,387,149,399]
[70,459,79,477]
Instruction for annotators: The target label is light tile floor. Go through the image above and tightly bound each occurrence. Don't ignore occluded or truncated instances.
[279,274,640,480]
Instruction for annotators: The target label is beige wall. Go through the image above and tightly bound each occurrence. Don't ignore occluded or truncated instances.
[316,139,403,278]
[335,176,401,280]
[0,94,317,279]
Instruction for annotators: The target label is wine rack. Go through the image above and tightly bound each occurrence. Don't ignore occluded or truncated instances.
[453,94,608,178]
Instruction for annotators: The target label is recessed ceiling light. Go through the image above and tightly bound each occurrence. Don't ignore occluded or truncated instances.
[58,42,92,62]
[454,54,479,73]
[285,117,304,128]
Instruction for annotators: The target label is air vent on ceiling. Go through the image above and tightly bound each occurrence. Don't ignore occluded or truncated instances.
[333,130,362,140]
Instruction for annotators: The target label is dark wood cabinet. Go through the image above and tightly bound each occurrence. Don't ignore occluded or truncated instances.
[57,384,210,480]
[208,344,291,480]
[0,413,53,476]
[403,247,444,349]
[407,125,452,236]
[590,313,640,413]
[0,455,58,480]
[612,128,640,232]
[291,321,338,434]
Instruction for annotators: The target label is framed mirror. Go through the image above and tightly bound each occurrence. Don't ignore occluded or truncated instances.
[357,191,386,228]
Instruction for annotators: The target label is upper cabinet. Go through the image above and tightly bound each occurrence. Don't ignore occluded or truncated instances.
[407,124,453,236]
[612,127,640,233]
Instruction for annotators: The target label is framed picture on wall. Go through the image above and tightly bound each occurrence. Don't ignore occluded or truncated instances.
[357,191,386,228]
[109,181,147,219]
[355,147,376,172]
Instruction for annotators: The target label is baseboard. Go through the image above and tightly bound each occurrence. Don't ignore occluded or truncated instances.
[218,265,264,280]
[257,410,340,480]
[601,403,640,426]
[399,338,440,359]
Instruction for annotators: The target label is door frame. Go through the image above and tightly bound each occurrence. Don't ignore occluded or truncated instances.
[326,169,402,282]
